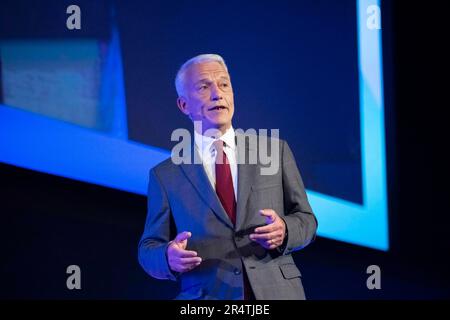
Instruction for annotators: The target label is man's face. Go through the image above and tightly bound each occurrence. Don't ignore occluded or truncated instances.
[177,61,234,134]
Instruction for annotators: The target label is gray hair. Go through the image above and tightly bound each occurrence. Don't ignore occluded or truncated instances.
[175,54,229,97]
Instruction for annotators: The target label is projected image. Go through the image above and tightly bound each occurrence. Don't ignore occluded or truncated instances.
[0,0,388,250]
[1,38,127,135]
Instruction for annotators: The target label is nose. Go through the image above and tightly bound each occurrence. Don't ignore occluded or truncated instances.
[210,83,223,101]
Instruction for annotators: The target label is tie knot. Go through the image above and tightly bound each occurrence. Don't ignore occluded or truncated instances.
[213,139,225,153]
[213,139,228,165]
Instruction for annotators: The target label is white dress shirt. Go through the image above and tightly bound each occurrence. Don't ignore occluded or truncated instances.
[194,126,238,200]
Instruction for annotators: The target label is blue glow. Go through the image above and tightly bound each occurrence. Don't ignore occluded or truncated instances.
[309,0,389,250]
[0,105,170,194]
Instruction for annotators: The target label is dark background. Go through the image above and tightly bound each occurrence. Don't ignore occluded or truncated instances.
[0,1,445,299]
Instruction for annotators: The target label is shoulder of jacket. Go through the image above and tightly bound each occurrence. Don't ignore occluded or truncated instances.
[150,156,178,176]
[234,130,286,145]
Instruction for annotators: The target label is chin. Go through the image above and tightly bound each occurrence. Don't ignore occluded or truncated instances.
[207,118,230,127]
[214,120,231,128]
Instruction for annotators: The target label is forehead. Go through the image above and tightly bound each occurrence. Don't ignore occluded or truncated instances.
[185,61,230,82]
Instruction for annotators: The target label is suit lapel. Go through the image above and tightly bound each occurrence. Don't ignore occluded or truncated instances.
[179,146,235,230]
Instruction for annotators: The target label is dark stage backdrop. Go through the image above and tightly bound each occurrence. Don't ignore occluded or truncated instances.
[0,0,446,299]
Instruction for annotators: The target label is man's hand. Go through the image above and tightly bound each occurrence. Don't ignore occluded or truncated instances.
[249,209,287,250]
[167,231,202,273]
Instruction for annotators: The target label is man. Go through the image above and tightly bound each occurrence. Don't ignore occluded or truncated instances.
[138,54,317,300]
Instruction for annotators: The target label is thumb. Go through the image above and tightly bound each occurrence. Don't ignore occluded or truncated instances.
[259,209,275,224]
[174,231,192,248]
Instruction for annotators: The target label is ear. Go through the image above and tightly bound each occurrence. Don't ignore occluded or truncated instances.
[177,97,189,116]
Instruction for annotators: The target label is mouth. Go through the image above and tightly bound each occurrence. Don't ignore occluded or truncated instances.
[208,105,228,111]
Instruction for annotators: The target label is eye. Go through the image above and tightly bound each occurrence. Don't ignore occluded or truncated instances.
[198,84,208,91]
[220,82,229,88]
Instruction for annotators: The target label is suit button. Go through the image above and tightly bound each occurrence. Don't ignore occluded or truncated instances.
[234,268,241,275]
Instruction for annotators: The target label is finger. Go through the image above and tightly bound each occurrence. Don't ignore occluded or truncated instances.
[174,231,192,244]
[175,249,199,258]
[259,209,276,224]
[252,238,268,248]
[168,243,198,256]
[254,224,277,234]
[250,231,279,241]
[265,237,281,245]
[171,258,199,272]
[251,236,282,249]
[179,257,202,264]
[179,263,201,273]
[265,237,283,248]
[262,242,276,250]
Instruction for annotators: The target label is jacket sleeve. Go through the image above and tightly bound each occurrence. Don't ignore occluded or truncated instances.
[279,140,318,255]
[138,168,177,281]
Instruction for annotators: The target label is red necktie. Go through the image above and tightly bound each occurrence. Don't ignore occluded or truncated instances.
[214,140,236,225]
[214,140,254,300]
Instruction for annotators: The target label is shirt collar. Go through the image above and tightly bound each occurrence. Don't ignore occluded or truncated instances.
[194,126,236,155]
[219,126,236,150]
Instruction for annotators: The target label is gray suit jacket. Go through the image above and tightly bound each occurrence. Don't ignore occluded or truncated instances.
[138,132,317,300]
